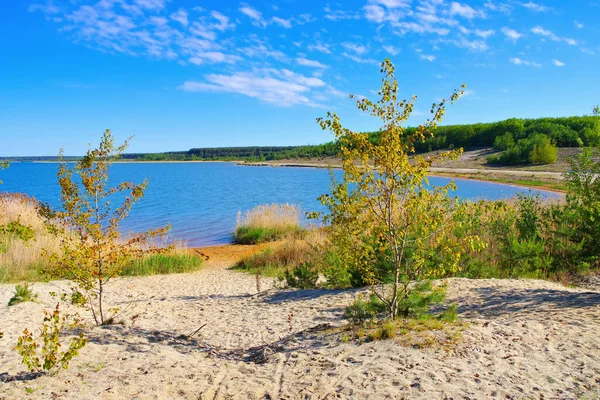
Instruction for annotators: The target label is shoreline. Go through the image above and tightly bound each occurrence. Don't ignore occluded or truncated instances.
[237,161,567,193]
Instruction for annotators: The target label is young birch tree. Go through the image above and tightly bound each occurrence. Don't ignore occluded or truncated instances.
[315,59,480,319]
[42,130,171,325]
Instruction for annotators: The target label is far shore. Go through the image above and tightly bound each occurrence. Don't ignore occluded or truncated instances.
[237,160,567,193]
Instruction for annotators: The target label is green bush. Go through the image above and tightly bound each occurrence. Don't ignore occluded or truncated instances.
[8,283,38,306]
[493,133,515,151]
[530,137,558,164]
[344,294,386,324]
[488,134,557,165]
[15,303,87,376]
[282,263,319,289]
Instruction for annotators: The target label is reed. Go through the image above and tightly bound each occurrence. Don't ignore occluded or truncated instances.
[234,203,303,244]
[235,228,327,276]
[0,193,60,282]
[0,193,202,282]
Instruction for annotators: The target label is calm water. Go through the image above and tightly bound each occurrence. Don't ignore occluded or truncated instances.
[1,162,560,247]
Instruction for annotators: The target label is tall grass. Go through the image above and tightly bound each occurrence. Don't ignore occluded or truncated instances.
[121,253,203,276]
[0,193,203,282]
[0,193,61,282]
[234,203,304,244]
[235,228,327,277]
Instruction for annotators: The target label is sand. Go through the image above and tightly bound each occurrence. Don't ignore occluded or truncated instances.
[1,245,599,399]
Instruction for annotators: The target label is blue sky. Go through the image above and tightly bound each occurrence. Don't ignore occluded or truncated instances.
[1,0,599,156]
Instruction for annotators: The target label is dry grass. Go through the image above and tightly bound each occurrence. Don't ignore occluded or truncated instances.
[0,193,201,282]
[236,203,301,230]
[234,204,304,244]
[0,193,61,282]
[235,228,328,276]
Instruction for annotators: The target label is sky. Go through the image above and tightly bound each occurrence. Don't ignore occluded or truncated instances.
[1,0,599,156]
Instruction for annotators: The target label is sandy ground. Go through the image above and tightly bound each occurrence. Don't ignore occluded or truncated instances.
[1,245,599,399]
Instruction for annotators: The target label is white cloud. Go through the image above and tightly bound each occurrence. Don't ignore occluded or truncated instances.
[371,0,411,8]
[574,21,583,29]
[443,37,489,52]
[530,25,559,41]
[449,2,484,19]
[382,45,400,55]
[522,1,548,12]
[29,2,60,14]
[211,11,234,31]
[502,27,522,41]
[188,52,241,65]
[364,5,387,22]
[509,57,541,68]
[240,4,266,27]
[296,57,328,68]
[484,0,512,14]
[324,6,360,21]
[179,69,325,107]
[134,0,166,11]
[342,42,367,55]
[308,42,332,54]
[475,29,495,38]
[420,54,436,61]
[552,59,565,67]
[531,26,578,46]
[241,44,289,62]
[170,9,188,26]
[272,16,292,28]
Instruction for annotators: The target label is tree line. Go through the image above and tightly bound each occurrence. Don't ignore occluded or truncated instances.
[127,115,599,162]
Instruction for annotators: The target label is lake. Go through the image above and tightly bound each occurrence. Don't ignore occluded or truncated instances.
[1,162,560,247]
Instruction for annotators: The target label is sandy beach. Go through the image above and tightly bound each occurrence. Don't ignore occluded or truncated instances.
[1,244,599,399]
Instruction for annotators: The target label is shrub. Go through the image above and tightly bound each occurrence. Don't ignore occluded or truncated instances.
[488,134,557,165]
[282,263,319,289]
[370,321,397,341]
[234,204,302,244]
[493,133,514,151]
[8,283,38,306]
[563,147,600,264]
[344,294,385,324]
[15,303,87,376]
[530,137,558,164]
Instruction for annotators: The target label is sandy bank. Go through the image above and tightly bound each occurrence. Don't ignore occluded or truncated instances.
[1,244,598,399]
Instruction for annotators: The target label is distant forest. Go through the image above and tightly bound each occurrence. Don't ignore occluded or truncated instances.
[4,116,599,162]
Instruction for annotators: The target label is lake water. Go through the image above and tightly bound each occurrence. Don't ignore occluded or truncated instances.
[1,162,560,247]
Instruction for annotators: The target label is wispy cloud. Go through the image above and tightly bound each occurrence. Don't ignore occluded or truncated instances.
[449,2,485,19]
[308,42,332,54]
[531,26,578,46]
[170,9,188,26]
[420,54,436,62]
[552,59,565,67]
[521,1,548,12]
[272,16,292,28]
[179,68,326,107]
[239,4,266,28]
[296,57,328,68]
[510,57,541,68]
[574,21,583,29]
[382,45,400,55]
[502,27,522,41]
[324,6,360,21]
